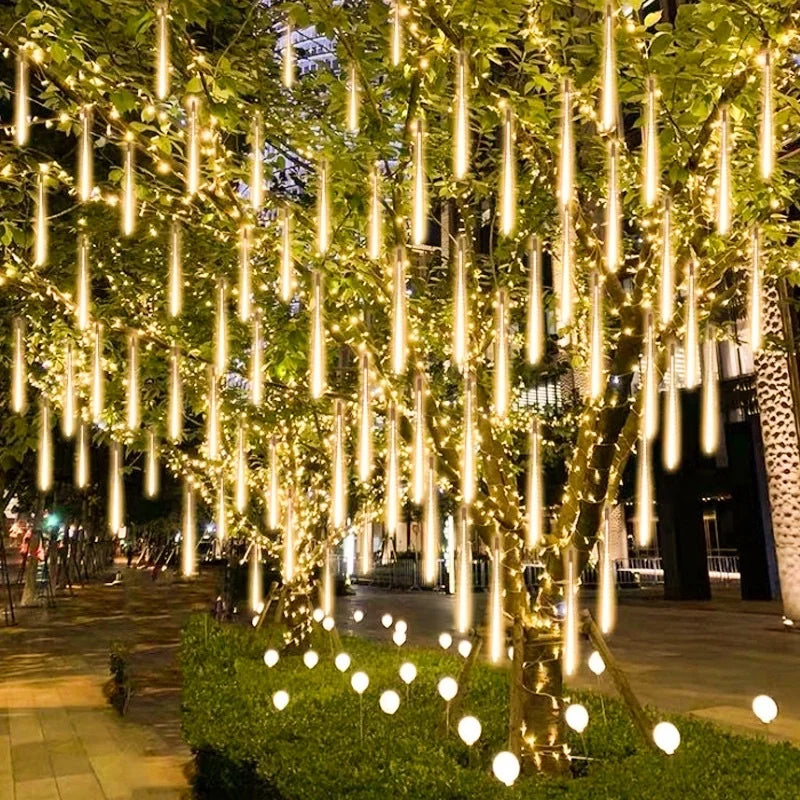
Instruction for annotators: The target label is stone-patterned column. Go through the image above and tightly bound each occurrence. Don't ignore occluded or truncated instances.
[753,280,800,620]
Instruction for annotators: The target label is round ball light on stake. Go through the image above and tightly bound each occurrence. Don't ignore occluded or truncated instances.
[588,650,606,676]
[394,620,407,634]
[438,632,453,650]
[272,690,289,711]
[313,608,325,623]
[492,751,520,786]
[752,694,778,724]
[653,721,681,755]
[379,690,400,715]
[323,616,335,631]
[381,613,393,628]
[263,649,279,668]
[251,615,259,627]
[457,715,482,747]
[392,630,407,647]
[399,662,417,685]
[438,676,458,702]
[303,650,319,670]
[565,703,589,734]
[335,652,351,673]
[457,640,472,659]
[353,609,365,623]
[351,671,369,695]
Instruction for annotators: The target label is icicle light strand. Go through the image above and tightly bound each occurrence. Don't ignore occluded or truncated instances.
[34,170,48,267]
[642,76,659,207]
[453,234,469,370]
[182,481,196,577]
[455,506,473,634]
[526,417,543,551]
[494,288,510,419]
[749,226,763,353]
[527,236,544,366]
[11,318,27,414]
[499,106,516,236]
[599,1,618,133]
[461,372,476,505]
[488,534,504,664]
[423,454,439,585]
[589,271,604,401]
[155,1,170,100]
[701,328,720,456]
[62,341,76,439]
[391,247,407,374]
[310,270,326,399]
[411,119,427,247]
[168,346,183,442]
[453,51,470,180]
[663,340,681,472]
[78,106,94,202]
[38,399,53,493]
[358,352,373,483]
[15,48,29,146]
[760,49,774,181]
[145,427,159,499]
[76,234,91,331]
[331,399,348,529]
[412,373,426,504]
[385,401,401,536]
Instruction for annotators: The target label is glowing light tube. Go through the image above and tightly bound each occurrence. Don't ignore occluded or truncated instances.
[75,422,90,489]
[122,141,136,237]
[558,207,574,330]
[235,421,249,513]
[411,119,427,247]
[282,20,294,89]
[250,314,263,406]
[526,417,543,551]
[452,234,469,370]
[700,328,719,456]
[494,288,510,419]
[155,1,170,100]
[268,437,281,530]
[558,78,574,209]
[499,106,516,236]
[684,263,700,389]
[168,346,183,442]
[760,48,774,181]
[215,473,227,544]
[358,353,373,483]
[34,170,48,267]
[461,372,476,505]
[108,441,124,533]
[659,196,674,326]
[215,279,228,376]
[91,323,104,424]
[322,546,334,617]
[385,400,400,537]
[635,427,654,547]
[453,51,470,180]
[488,533,504,664]
[62,341,76,439]
[167,220,182,318]
[185,96,200,196]
[589,271,604,401]
[331,398,348,529]
[597,509,617,634]
[412,373,426,505]
[563,547,579,676]
[716,106,731,235]
[38,398,53,493]
[280,206,294,302]
[206,368,220,461]
[391,247,407,374]
[238,224,252,323]
[749,226,763,353]
[527,236,544,367]
[605,139,621,273]
[642,76,659,208]
[643,312,658,441]
[317,158,330,255]
[250,543,263,614]
[283,488,296,582]
[126,331,140,431]
[78,106,94,202]
[181,481,196,577]
[662,340,681,472]
[14,48,29,146]
[455,505,473,634]
[251,112,264,211]
[600,1,618,133]
[423,454,439,584]
[145,426,159,499]
[368,167,382,260]
[310,270,326,398]
[390,1,402,67]
[360,510,373,575]
[346,62,360,133]
[76,234,91,331]
[11,317,27,414]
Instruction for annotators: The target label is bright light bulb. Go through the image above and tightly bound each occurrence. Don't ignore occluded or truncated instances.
[437,677,458,702]
[282,20,294,89]
[390,1,402,67]
[752,694,778,724]
[700,328,719,456]
[75,422,90,490]
[264,649,279,668]
[588,650,606,676]
[562,546,579,676]
[351,671,369,695]
[108,440,124,533]
[303,650,319,670]
[353,609,365,623]
[399,662,417,685]
[565,703,589,733]
[346,62,359,133]
[663,341,681,472]
[458,716,482,746]
[61,342,76,439]
[526,417,544,551]
[392,630,406,647]
[126,332,140,431]
[684,264,700,389]
[598,509,617,634]
[379,690,400,715]
[438,632,452,650]
[653,721,680,755]
[492,752,520,786]
[272,690,289,711]
[335,653,351,672]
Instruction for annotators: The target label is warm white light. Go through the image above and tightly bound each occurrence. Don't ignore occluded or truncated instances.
[458,716,482,746]
[488,534,505,664]
[395,620,407,634]
[411,119,427,247]
[588,650,606,676]
[264,649,279,668]
[565,703,589,733]
[558,207,574,330]
[453,51,470,180]
[279,206,294,302]
[78,106,94,202]
[303,650,319,670]
[663,340,681,472]
[381,613,393,628]
[310,270,326,399]
[167,220,182,318]
[238,224,252,323]
[272,690,289,711]
[367,167,382,261]
[717,106,731,235]
[642,75,659,207]
[145,427,159,499]
[379,690,400,715]
[168,347,183,442]
[351,671,369,694]
[562,547,579,675]
[37,398,53,493]
[61,342,76,439]
[659,196,674,326]
[437,677,458,703]
[283,488,295,581]
[313,608,325,623]
[322,549,335,620]
[643,313,658,441]
[452,234,470,370]
[749,226,763,353]
[605,139,622,273]
[11,318,26,415]
[331,399,348,528]
[499,106,516,236]
[358,353,373,483]
[598,508,616,634]
[653,721,680,755]
[385,401,400,536]
[14,48,29,146]
[461,372,476,505]
[215,474,227,543]
[249,543,262,614]
[599,1,618,133]
[455,506,472,635]
[121,141,136,237]
[390,1,402,67]
[526,417,543,551]
[215,279,228,376]
[353,609,365,623]
[206,369,220,460]
[322,615,335,632]
[108,440,124,533]
[701,329,719,456]
[268,437,281,530]
[527,235,544,366]
[335,653,351,672]
[75,422,90,490]
[250,314,264,406]
[185,95,200,196]
[91,323,104,423]
[181,481,196,577]
[636,430,654,547]
[392,630,406,647]
[282,20,294,89]
[589,271,604,401]
[684,264,700,389]
[438,632,452,650]
[759,49,774,181]
[391,247,407,374]
[399,662,417,685]
[34,170,48,267]
[126,332,140,431]
[360,511,372,576]
[317,158,330,255]
[423,454,439,584]
[76,234,91,331]
[250,112,264,211]
[493,288,510,419]
[558,78,574,209]
[346,62,359,133]
[235,422,249,513]
[492,752,520,787]
[457,640,472,659]
[154,1,170,100]
[752,694,778,724]
[412,373,426,504]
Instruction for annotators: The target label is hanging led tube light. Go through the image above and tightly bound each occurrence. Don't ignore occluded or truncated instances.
[642,76,659,208]
[215,473,227,544]
[121,140,137,237]
[154,1,170,100]
[412,373,426,505]
[235,421,249,514]
[11,317,27,414]
[597,509,617,634]
[391,247,407,375]
[422,454,439,585]
[527,236,544,367]
[185,96,200,196]
[167,220,182,318]
[643,312,658,441]
[126,331,140,432]
[562,546,579,676]
[75,422,90,490]
[206,368,220,461]
[238,224,252,323]
[279,206,294,302]
[411,119,428,247]
[317,158,331,256]
[34,169,48,267]
[558,78,575,210]
[168,346,183,442]
[455,505,473,634]
[558,207,575,330]
[716,105,731,235]
[499,105,516,237]
[367,167,383,261]
[346,62,360,133]
[461,371,476,505]
[589,271,604,401]
[390,1,403,67]
[268,437,281,530]
[635,425,654,547]
[494,288,510,419]
[385,400,401,538]
[488,533,505,664]
[659,196,674,326]
[76,234,91,331]
[251,112,264,212]
[181,481,197,577]
[684,263,700,389]
[331,399,348,529]
[453,51,470,180]
[360,510,373,576]
[700,328,720,457]
[108,441,124,533]
[15,48,29,146]
[358,352,373,483]
[282,20,294,89]
[250,543,263,614]
[250,313,264,406]
[283,487,296,582]
[452,233,470,370]
[749,226,763,353]
[145,427,160,499]
[662,339,681,472]
[526,417,544,551]
[91,322,105,424]
[310,270,327,399]
[215,279,228,376]
[38,398,53,494]
[759,48,774,181]
[62,341,76,439]
[599,0,618,133]
[78,106,94,202]
[605,139,622,273]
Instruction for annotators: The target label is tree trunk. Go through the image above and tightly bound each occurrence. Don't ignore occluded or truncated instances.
[753,279,800,620]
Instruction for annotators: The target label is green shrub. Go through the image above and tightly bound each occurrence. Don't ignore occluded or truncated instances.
[181,616,800,799]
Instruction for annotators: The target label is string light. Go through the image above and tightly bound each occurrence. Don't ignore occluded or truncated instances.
[759,48,774,181]
[235,420,249,513]
[659,196,674,326]
[599,0,618,133]
[455,505,472,634]
[494,288,510,419]
[358,352,373,484]
[182,480,197,577]
[250,313,264,406]
[168,346,183,442]
[411,119,427,247]
[122,140,137,237]
[558,78,574,209]
[589,271,604,401]
[310,270,327,399]
[145,426,160,499]
[75,421,90,490]
[461,371,476,505]
[412,373,426,504]
[268,437,281,530]
[527,235,544,367]
[279,206,294,302]
[282,19,294,89]
[126,331,140,431]
[317,158,330,255]
[37,398,53,493]
[185,95,200,196]
[76,233,91,331]
[78,106,94,202]
[215,472,227,544]
[563,546,579,676]
[642,76,659,208]
[11,317,27,415]
[14,47,29,146]
[62,341,76,439]
[684,263,700,389]
[605,139,621,273]
[488,533,504,664]
[453,51,470,180]
[91,322,104,424]
[385,400,401,537]
[526,417,543,551]
[598,509,616,634]
[749,226,763,353]
[215,279,228,376]
[558,207,574,330]
[643,312,658,441]
[452,233,470,370]
[701,327,719,456]
[391,247,407,374]
[283,487,296,582]
[499,105,516,236]
[206,368,220,461]
[390,1,402,67]
[716,105,731,235]
[108,440,124,533]
[238,224,252,323]
[367,167,382,261]
[346,62,360,133]
[155,0,170,100]
[331,399,348,529]
[34,169,48,267]
[423,454,439,584]
[250,112,264,211]
[663,340,681,472]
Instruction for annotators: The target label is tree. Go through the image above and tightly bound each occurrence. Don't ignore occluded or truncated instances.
[1,0,799,774]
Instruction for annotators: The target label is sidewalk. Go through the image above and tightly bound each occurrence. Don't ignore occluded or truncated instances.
[0,565,217,800]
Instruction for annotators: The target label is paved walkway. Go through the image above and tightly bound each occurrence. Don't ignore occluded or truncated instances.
[338,586,800,744]
[0,565,216,800]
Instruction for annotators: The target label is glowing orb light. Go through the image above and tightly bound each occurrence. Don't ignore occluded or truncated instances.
[351,671,369,695]
[492,751,520,786]
[322,616,335,632]
[457,640,472,659]
[752,695,778,724]
[353,609,364,623]
[272,690,289,711]
[381,613,393,628]
[303,650,319,670]
[457,716,482,746]
[588,651,606,676]
[653,721,681,755]
[379,690,400,715]
[313,608,324,623]
[565,703,589,734]
[438,632,452,650]
[335,653,351,673]
[263,649,279,668]
[399,662,417,685]
[392,630,407,647]
[437,677,458,703]
[395,620,407,634]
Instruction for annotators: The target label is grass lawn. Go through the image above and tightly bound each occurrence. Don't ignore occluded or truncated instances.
[181,616,800,799]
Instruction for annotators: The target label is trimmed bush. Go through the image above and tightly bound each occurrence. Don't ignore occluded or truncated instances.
[181,616,800,799]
